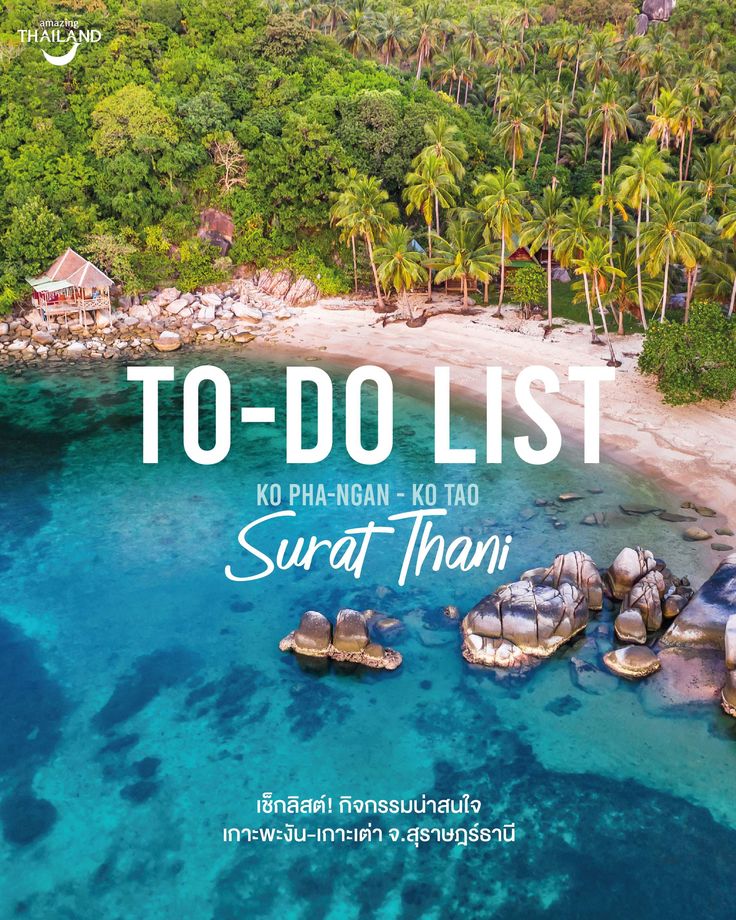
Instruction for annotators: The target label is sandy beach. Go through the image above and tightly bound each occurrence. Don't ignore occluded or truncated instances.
[260,295,736,534]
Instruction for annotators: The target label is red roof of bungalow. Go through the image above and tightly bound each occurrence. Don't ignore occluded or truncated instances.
[43,248,113,289]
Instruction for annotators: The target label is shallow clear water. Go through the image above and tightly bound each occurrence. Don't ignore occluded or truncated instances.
[0,355,734,920]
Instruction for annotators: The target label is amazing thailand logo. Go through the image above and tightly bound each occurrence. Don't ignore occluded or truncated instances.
[17,19,101,66]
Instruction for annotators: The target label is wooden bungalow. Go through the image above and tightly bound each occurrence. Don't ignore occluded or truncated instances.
[27,248,113,324]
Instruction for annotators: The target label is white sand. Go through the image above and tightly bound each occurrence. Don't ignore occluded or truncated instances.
[259,295,736,533]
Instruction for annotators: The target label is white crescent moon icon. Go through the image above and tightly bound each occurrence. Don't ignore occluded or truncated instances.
[42,43,79,66]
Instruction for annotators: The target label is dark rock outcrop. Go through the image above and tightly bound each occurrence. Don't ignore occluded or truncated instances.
[662,553,736,650]
[642,0,676,21]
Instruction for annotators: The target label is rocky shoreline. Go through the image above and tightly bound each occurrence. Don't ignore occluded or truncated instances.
[0,270,325,364]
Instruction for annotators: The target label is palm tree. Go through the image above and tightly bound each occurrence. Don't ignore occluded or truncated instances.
[647,88,679,151]
[641,187,710,320]
[593,175,627,258]
[474,168,530,313]
[330,167,363,294]
[552,197,601,338]
[521,185,568,330]
[581,28,618,89]
[586,79,633,185]
[375,225,427,318]
[718,198,736,316]
[692,145,732,216]
[616,140,671,327]
[573,237,624,363]
[671,83,704,184]
[429,216,498,311]
[376,9,407,66]
[416,116,467,181]
[332,174,398,311]
[340,8,376,57]
[322,0,346,35]
[495,89,538,174]
[610,240,661,331]
[404,154,458,300]
[413,1,441,80]
[531,80,562,178]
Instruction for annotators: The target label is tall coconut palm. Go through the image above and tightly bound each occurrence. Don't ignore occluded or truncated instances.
[330,167,363,294]
[332,175,398,312]
[586,79,634,185]
[640,187,710,320]
[416,116,467,181]
[495,89,538,174]
[691,145,732,216]
[531,80,562,178]
[413,1,441,80]
[581,28,618,89]
[521,185,568,330]
[429,216,499,311]
[616,140,671,327]
[593,174,628,258]
[375,225,428,318]
[718,198,736,316]
[322,0,346,35]
[340,8,376,57]
[404,154,458,300]
[610,240,662,331]
[474,168,530,313]
[671,83,704,184]
[647,88,680,151]
[552,197,601,338]
[376,9,407,66]
[573,237,624,363]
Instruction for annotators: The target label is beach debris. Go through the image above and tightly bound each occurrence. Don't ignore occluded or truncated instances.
[603,645,661,679]
[279,609,402,670]
[722,616,736,717]
[461,579,588,668]
[682,526,712,542]
[614,609,647,645]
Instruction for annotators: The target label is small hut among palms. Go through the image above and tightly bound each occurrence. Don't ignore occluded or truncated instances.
[27,248,113,323]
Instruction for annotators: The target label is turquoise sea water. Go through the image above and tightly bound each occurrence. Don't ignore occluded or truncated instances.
[1,354,734,920]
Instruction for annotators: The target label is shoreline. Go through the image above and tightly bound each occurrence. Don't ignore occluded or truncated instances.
[252,296,736,556]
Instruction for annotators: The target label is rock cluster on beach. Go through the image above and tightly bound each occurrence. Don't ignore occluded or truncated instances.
[279,609,402,671]
[0,271,321,363]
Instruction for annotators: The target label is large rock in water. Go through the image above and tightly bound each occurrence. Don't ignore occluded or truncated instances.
[292,610,331,655]
[606,547,657,600]
[722,615,736,717]
[332,608,369,653]
[534,550,603,611]
[462,579,588,666]
[642,0,676,21]
[622,570,666,631]
[662,553,736,650]
[603,645,661,680]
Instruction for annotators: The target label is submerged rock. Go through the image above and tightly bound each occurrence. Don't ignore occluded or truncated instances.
[603,645,661,680]
[462,579,588,667]
[683,526,712,542]
[606,547,657,600]
[662,553,736,650]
